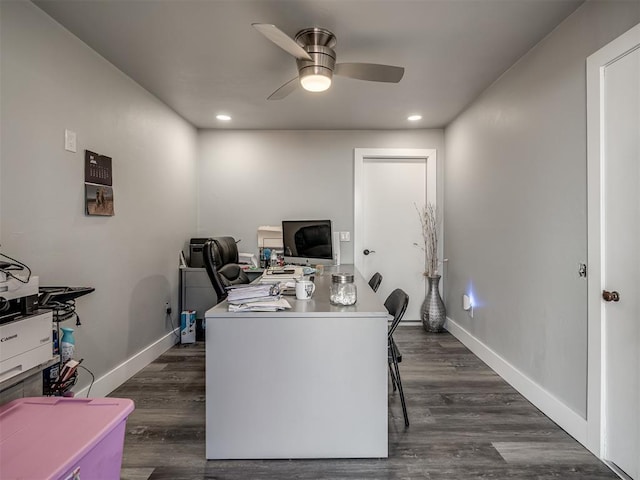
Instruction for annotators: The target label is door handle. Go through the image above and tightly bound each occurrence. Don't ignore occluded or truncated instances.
[363,249,375,256]
[602,290,620,302]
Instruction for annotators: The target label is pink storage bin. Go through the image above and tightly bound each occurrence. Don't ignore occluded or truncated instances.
[0,396,134,480]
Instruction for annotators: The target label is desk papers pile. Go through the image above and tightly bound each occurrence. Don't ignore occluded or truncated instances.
[228,298,291,312]
[226,284,291,312]
[227,283,279,303]
[259,266,304,283]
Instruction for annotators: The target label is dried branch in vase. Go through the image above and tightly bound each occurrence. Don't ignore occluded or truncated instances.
[414,202,440,277]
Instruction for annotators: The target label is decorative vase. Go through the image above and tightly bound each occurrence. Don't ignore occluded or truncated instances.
[421,275,446,333]
[60,327,75,364]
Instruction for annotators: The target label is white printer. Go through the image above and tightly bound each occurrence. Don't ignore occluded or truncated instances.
[0,275,54,384]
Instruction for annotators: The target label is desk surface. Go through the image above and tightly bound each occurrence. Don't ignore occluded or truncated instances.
[206,264,389,319]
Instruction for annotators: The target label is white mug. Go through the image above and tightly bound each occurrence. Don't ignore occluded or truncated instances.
[295,280,316,300]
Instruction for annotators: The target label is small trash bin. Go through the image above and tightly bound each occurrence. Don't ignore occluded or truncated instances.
[0,396,134,480]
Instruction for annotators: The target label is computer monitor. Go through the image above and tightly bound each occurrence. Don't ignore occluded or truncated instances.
[282,220,334,266]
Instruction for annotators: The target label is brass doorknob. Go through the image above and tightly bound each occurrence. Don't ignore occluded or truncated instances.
[602,290,620,302]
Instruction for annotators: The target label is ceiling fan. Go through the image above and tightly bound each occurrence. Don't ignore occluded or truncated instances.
[252,23,405,100]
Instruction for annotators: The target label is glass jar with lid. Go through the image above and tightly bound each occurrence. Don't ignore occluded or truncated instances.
[330,273,357,306]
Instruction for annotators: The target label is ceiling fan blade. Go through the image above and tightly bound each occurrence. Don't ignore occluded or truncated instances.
[252,23,312,61]
[267,77,299,100]
[334,63,405,83]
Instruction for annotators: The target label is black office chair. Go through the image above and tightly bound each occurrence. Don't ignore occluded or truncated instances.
[203,239,227,304]
[385,288,409,427]
[212,237,250,285]
[368,272,383,292]
[203,237,249,304]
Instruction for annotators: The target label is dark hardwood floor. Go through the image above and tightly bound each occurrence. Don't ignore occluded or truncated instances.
[111,326,616,480]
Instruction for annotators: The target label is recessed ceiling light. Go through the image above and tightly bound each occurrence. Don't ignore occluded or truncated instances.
[216,114,231,121]
[407,115,422,122]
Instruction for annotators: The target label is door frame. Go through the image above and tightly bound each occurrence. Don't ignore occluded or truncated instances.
[586,22,640,459]
[354,148,439,303]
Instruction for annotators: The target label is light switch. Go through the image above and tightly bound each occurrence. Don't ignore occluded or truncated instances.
[339,231,350,242]
[64,129,77,152]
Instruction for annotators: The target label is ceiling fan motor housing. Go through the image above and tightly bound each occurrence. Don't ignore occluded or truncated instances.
[294,27,337,49]
[296,45,336,79]
[295,27,337,81]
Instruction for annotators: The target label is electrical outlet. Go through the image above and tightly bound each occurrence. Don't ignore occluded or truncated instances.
[339,231,350,242]
[463,294,473,318]
[165,302,172,315]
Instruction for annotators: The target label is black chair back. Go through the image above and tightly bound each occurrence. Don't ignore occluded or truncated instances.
[213,237,250,287]
[384,287,410,427]
[368,272,383,292]
[203,239,228,303]
[384,288,409,339]
[212,236,239,265]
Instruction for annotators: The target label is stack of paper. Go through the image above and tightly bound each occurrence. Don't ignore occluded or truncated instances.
[228,298,291,312]
[227,283,279,304]
[225,283,291,312]
[259,266,304,283]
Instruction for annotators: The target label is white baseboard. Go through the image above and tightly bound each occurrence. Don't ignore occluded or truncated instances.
[444,317,588,446]
[401,320,422,326]
[74,329,179,398]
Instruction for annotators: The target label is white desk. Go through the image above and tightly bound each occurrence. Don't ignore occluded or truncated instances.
[205,265,390,459]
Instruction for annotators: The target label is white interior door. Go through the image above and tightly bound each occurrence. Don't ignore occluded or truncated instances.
[587,22,640,480]
[602,41,640,480]
[354,149,437,322]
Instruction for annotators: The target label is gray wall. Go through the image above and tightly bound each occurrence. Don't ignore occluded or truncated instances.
[0,1,198,392]
[197,130,444,264]
[444,0,640,417]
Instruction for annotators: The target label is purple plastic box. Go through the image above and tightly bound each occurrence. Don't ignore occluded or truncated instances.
[0,396,134,480]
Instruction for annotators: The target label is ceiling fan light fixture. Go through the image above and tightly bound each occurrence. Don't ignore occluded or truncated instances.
[253,23,404,100]
[300,72,332,92]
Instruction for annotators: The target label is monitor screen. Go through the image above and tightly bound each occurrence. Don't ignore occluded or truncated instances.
[282,220,334,266]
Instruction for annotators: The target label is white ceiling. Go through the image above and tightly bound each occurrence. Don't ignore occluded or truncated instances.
[34,0,584,130]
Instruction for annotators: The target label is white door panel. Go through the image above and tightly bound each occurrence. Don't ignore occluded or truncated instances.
[603,45,640,480]
[354,148,438,323]
[362,159,427,320]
